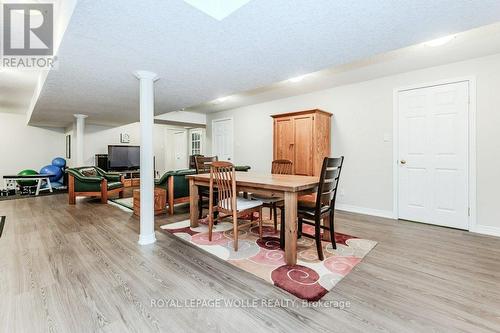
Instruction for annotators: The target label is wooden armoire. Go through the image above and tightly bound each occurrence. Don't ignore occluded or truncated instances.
[272,109,332,176]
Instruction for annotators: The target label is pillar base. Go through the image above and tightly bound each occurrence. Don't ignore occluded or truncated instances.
[138,233,157,245]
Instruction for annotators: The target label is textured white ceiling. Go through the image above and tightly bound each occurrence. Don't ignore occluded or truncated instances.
[188,22,500,113]
[182,0,252,20]
[29,0,500,127]
[0,69,38,114]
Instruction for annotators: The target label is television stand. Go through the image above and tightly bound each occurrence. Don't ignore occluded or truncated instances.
[114,170,140,187]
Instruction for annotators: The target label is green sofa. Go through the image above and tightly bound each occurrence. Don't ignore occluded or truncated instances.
[155,166,251,215]
[66,166,124,204]
[155,169,195,214]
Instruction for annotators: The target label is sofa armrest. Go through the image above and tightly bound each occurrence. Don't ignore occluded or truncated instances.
[155,170,176,186]
[235,165,251,172]
[104,172,122,182]
[66,169,103,183]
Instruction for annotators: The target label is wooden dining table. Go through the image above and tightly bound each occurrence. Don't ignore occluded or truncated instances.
[186,172,319,265]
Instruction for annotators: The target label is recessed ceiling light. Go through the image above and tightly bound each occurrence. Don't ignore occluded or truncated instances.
[288,75,307,83]
[183,0,252,21]
[423,35,456,47]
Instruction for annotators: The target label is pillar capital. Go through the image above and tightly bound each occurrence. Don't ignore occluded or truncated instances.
[73,114,88,119]
[133,70,159,81]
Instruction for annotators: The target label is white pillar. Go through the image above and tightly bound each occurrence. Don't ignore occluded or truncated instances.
[74,114,87,166]
[134,70,159,245]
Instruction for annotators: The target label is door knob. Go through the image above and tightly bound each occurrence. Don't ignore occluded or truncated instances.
[400,160,407,165]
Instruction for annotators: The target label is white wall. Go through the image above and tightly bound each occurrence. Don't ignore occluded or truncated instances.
[206,53,500,233]
[82,122,205,176]
[83,122,170,177]
[0,113,66,180]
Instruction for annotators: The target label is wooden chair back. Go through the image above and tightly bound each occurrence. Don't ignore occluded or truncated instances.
[315,157,344,212]
[209,161,236,212]
[271,159,293,175]
[189,154,204,169]
[195,156,218,174]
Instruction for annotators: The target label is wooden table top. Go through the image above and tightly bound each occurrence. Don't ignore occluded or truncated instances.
[186,172,319,192]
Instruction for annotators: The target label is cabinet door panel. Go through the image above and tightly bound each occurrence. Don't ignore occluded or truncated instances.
[293,116,313,175]
[274,118,295,163]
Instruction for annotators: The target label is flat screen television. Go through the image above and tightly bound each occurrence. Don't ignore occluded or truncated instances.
[108,145,140,170]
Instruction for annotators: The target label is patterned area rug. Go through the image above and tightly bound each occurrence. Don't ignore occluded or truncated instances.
[160,217,377,301]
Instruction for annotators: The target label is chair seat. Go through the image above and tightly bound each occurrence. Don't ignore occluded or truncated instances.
[107,181,124,190]
[199,186,218,196]
[250,193,283,204]
[297,193,316,208]
[219,197,263,212]
[298,204,330,218]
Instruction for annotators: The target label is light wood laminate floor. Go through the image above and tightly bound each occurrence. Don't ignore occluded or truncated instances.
[0,194,499,333]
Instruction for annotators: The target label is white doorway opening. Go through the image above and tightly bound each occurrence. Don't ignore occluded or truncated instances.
[212,118,234,161]
[393,77,476,231]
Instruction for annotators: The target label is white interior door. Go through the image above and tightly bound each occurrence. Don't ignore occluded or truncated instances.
[398,81,469,229]
[212,118,233,161]
[173,130,188,169]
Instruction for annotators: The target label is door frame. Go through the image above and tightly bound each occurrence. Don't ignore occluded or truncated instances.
[392,76,477,231]
[211,117,234,160]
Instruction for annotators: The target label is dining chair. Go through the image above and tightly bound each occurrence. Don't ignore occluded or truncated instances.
[296,156,344,260]
[195,155,218,219]
[208,161,263,251]
[251,160,293,233]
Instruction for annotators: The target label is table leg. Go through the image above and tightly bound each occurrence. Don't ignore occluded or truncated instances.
[46,178,53,193]
[284,191,298,266]
[189,179,199,228]
[35,179,42,196]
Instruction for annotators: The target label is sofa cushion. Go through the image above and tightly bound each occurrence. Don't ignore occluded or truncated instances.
[80,168,97,177]
[107,181,124,190]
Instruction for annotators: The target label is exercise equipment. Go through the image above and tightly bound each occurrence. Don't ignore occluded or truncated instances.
[8,157,67,194]
[17,169,38,186]
[52,157,66,168]
[40,165,63,183]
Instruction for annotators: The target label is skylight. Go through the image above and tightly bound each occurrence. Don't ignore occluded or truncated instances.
[183,0,252,21]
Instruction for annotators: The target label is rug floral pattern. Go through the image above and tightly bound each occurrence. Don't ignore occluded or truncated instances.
[161,218,377,301]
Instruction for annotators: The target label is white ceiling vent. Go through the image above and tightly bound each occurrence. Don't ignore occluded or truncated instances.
[182,0,252,20]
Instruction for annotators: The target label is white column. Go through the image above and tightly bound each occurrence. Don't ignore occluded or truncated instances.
[134,70,159,245]
[74,114,87,166]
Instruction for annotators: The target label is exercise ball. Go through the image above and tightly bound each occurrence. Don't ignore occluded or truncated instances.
[40,165,63,183]
[52,157,66,168]
[17,169,38,186]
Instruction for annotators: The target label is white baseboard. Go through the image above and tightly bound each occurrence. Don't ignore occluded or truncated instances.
[471,224,500,238]
[335,204,500,238]
[335,203,395,219]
